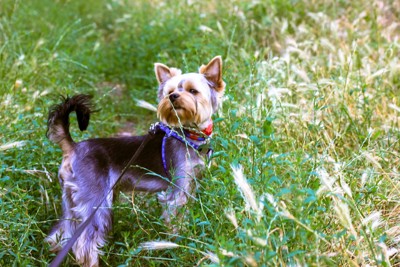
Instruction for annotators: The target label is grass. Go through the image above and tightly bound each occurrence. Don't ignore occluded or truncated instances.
[1,0,400,266]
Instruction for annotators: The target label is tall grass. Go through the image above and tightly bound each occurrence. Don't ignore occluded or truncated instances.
[1,0,399,266]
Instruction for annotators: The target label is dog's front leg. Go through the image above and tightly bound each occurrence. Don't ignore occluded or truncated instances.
[158,175,194,232]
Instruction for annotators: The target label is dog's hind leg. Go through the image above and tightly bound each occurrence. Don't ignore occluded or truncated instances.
[72,190,114,267]
[46,180,77,251]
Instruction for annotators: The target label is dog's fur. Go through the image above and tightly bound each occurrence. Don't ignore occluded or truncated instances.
[45,56,225,267]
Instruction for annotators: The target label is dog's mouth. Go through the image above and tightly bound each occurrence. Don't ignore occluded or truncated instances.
[157,97,200,127]
[171,104,184,111]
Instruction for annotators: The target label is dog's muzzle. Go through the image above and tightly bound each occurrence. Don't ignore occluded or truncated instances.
[169,93,180,102]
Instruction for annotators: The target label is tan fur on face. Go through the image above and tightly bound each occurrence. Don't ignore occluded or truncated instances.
[154,56,225,129]
[157,73,213,128]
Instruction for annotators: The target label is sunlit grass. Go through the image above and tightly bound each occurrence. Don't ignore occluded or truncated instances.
[1,0,399,266]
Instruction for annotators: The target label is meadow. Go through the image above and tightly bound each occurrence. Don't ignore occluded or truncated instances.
[1,0,399,266]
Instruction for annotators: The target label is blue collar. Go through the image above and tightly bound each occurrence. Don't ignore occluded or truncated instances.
[157,122,204,150]
[150,122,212,177]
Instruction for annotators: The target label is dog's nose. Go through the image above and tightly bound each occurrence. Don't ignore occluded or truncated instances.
[169,93,180,102]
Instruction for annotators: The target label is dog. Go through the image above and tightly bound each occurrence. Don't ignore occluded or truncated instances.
[45,56,225,267]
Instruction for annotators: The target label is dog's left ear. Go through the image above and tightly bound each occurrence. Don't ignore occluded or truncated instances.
[199,56,225,93]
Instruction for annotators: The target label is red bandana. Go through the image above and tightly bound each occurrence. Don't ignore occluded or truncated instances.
[202,121,213,136]
[184,120,213,141]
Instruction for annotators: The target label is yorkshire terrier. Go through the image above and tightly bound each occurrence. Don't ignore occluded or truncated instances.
[45,56,225,266]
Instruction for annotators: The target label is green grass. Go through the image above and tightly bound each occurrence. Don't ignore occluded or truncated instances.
[1,0,400,266]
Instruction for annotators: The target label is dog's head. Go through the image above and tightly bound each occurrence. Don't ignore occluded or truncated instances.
[155,56,225,130]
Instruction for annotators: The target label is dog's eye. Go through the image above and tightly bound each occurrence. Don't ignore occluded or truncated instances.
[189,89,198,94]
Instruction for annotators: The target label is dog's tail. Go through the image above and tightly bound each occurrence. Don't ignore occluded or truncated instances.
[47,94,94,154]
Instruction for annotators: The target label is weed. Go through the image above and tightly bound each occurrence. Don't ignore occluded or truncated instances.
[1,0,399,266]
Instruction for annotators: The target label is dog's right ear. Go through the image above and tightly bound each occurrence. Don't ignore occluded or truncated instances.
[155,63,182,84]
[154,63,171,84]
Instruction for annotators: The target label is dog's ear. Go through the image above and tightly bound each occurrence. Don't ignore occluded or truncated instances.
[199,56,225,93]
[154,63,171,84]
[154,63,182,84]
